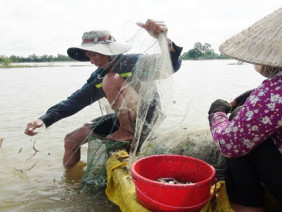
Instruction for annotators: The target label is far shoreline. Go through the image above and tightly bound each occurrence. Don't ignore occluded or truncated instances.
[0,62,92,69]
[0,59,241,69]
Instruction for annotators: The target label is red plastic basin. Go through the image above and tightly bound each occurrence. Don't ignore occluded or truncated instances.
[130,154,216,211]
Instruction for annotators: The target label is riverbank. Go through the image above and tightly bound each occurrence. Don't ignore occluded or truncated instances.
[0,59,245,69]
[0,62,91,68]
[0,64,40,68]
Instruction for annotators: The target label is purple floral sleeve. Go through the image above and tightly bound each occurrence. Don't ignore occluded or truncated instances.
[209,75,282,158]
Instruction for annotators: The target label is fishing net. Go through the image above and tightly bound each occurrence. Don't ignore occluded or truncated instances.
[82,135,129,188]
[81,24,176,185]
[82,22,225,186]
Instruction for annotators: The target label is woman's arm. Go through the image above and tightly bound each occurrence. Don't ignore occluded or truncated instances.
[209,77,282,157]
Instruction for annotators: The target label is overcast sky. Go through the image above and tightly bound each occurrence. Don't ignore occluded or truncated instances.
[1,0,281,57]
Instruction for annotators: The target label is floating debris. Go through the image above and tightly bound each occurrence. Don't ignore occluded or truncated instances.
[18,148,22,154]
[26,140,40,161]
[0,138,4,148]
[16,163,37,173]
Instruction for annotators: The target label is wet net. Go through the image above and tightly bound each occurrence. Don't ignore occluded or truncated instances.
[81,24,176,185]
[82,23,225,186]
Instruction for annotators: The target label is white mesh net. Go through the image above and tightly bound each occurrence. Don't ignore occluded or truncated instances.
[82,25,176,185]
[82,23,225,186]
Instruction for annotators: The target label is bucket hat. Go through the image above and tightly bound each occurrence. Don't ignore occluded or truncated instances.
[67,30,132,61]
[220,8,282,68]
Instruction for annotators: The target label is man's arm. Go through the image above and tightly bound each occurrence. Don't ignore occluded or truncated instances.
[40,73,104,127]
[25,71,104,136]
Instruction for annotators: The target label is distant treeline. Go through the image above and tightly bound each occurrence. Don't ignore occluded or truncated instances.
[181,42,230,60]
[0,54,73,65]
[1,42,230,66]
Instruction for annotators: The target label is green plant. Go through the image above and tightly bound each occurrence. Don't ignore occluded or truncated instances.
[1,57,12,66]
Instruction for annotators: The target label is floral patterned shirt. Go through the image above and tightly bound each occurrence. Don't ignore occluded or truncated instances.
[209,73,282,157]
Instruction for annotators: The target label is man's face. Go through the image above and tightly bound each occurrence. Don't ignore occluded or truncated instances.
[85,51,110,68]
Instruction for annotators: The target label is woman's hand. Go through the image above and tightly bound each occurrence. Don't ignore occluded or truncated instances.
[230,89,253,112]
[208,99,232,115]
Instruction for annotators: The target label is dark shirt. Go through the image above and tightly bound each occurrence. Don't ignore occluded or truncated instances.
[40,43,183,127]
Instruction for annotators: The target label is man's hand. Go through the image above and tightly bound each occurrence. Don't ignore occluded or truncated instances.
[137,19,168,38]
[25,119,44,136]
[208,99,232,115]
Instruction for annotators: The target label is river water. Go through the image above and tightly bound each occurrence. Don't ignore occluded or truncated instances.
[0,60,264,211]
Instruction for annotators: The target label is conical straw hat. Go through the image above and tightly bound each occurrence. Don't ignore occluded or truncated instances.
[220,8,282,68]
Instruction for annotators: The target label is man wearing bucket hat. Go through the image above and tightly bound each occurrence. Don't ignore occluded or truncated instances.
[208,8,282,211]
[24,19,183,168]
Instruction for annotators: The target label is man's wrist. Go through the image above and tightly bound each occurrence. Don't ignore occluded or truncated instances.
[167,39,175,52]
[167,39,172,47]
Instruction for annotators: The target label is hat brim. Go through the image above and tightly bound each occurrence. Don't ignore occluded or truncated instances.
[219,8,282,68]
[67,41,132,61]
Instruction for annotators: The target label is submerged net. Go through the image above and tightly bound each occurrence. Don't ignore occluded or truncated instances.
[82,22,225,186]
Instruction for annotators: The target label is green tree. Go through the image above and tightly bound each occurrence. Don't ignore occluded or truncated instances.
[0,56,12,66]
[57,54,72,61]
[194,42,211,55]
[187,48,202,59]
[181,42,231,60]
[28,54,40,62]
[204,49,218,59]
[10,55,20,63]
[203,43,211,52]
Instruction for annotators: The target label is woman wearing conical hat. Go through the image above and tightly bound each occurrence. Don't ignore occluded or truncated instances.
[208,8,282,211]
